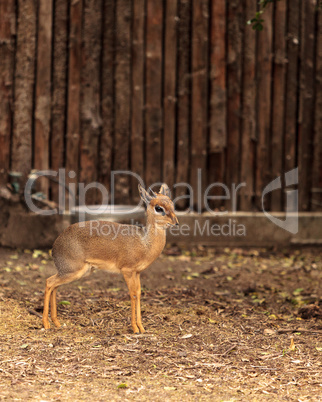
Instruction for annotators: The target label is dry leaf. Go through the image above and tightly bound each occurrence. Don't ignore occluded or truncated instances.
[181,334,193,339]
[264,328,275,336]
[289,338,295,351]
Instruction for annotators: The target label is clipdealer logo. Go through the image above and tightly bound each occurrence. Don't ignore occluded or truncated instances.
[24,168,299,235]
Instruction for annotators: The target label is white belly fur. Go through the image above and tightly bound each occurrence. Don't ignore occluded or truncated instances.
[85,259,121,274]
[85,259,152,274]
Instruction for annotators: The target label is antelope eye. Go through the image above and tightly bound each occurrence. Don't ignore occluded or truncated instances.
[155,205,164,214]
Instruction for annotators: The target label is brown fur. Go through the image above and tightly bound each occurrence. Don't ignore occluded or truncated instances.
[42,184,178,333]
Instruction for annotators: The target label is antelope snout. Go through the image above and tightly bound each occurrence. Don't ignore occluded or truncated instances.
[171,214,179,227]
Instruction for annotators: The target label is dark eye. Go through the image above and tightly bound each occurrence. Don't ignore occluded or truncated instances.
[155,205,164,214]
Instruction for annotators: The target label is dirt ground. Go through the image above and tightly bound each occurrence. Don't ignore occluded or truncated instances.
[0,245,321,401]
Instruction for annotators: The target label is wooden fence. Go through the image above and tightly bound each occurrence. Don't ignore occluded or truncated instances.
[0,0,322,211]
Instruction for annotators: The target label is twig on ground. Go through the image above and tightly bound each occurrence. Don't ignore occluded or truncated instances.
[28,309,42,319]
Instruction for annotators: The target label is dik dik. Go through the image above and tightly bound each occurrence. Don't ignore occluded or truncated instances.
[42,184,179,333]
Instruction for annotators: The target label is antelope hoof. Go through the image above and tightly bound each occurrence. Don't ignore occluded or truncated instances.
[43,321,50,330]
[52,319,61,328]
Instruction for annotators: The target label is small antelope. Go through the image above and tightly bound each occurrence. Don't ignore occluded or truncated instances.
[42,183,178,333]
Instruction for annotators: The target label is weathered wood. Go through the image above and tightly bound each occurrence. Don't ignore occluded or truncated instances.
[255,5,273,210]
[131,0,145,202]
[175,0,191,209]
[66,0,82,194]
[163,0,178,190]
[226,0,243,211]
[298,0,316,211]
[207,153,225,211]
[51,0,68,202]
[208,0,226,209]
[100,0,115,196]
[145,0,163,187]
[209,0,226,153]
[284,0,300,173]
[12,0,37,179]
[34,0,53,197]
[270,0,287,211]
[191,0,209,211]
[114,0,131,204]
[4,0,322,214]
[312,7,322,211]
[0,0,16,185]
[240,0,256,211]
[80,0,102,204]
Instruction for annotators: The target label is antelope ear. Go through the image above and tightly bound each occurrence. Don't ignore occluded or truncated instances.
[138,184,155,204]
[159,183,171,197]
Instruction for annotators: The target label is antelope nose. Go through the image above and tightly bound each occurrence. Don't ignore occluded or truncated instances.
[171,213,179,226]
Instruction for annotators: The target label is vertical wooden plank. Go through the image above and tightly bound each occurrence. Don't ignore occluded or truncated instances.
[131,0,145,202]
[226,0,243,211]
[209,0,226,153]
[145,0,163,186]
[255,5,273,209]
[163,0,178,190]
[208,0,226,209]
[270,0,287,211]
[175,0,191,209]
[240,0,256,211]
[114,0,131,203]
[298,0,316,211]
[191,0,209,211]
[34,0,53,197]
[66,0,82,183]
[0,0,16,185]
[284,0,300,174]
[12,0,37,178]
[312,6,322,211]
[51,0,68,202]
[100,0,115,196]
[80,0,102,204]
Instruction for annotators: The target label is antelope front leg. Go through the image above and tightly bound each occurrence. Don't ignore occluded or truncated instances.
[135,273,145,333]
[122,270,140,334]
